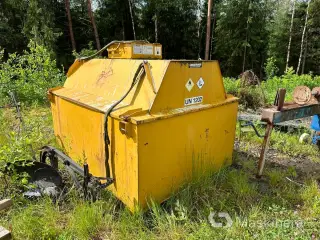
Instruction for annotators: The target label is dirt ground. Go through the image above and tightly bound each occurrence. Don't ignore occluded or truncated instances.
[235,140,320,181]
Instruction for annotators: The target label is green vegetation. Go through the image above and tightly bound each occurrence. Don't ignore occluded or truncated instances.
[0,103,319,239]
[0,107,55,188]
[237,123,320,161]
[0,41,64,105]
[0,42,319,238]
[224,70,320,109]
[1,1,320,237]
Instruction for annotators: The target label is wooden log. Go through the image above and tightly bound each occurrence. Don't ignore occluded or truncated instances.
[0,199,12,211]
[0,226,11,240]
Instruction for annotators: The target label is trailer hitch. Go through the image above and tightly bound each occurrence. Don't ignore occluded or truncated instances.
[40,146,113,199]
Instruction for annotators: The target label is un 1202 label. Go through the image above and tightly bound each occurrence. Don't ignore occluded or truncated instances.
[184,96,203,106]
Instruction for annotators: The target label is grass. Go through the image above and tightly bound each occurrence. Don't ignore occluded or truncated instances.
[237,122,320,162]
[0,107,319,239]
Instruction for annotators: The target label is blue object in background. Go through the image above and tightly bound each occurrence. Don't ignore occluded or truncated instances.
[310,115,320,144]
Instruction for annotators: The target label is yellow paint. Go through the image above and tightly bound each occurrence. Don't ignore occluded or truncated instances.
[49,55,239,211]
[107,41,162,59]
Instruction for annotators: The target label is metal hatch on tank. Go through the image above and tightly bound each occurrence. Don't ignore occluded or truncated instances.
[41,40,239,211]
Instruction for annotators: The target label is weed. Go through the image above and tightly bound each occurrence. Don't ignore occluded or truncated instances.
[300,180,320,217]
[10,199,63,239]
[64,201,113,240]
[0,107,56,192]
[266,169,285,187]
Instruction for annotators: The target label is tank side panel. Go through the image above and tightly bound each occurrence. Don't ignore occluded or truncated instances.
[50,96,139,210]
[137,101,238,209]
[51,96,106,177]
[150,61,226,114]
[108,118,139,211]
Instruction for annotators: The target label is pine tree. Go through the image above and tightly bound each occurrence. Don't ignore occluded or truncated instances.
[65,0,76,51]
[23,0,61,52]
[87,0,101,50]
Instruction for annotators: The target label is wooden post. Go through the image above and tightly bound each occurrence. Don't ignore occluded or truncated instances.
[0,199,12,240]
[205,0,213,60]
[277,88,286,111]
[0,227,11,240]
[257,123,273,178]
[0,199,12,211]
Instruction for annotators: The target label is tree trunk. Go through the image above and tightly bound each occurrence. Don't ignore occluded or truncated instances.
[65,0,76,51]
[297,0,311,74]
[87,0,101,50]
[154,13,158,42]
[197,0,202,58]
[209,12,216,60]
[128,0,136,40]
[301,31,308,74]
[122,18,125,40]
[205,0,213,60]
[242,1,250,73]
[285,0,296,72]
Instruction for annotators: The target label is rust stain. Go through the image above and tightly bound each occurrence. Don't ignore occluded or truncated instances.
[96,69,113,87]
[96,60,114,87]
[205,128,209,139]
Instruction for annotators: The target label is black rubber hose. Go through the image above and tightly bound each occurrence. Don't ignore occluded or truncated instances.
[104,63,145,179]
[240,121,265,138]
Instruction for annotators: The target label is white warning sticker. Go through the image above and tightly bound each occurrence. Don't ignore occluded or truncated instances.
[143,45,153,55]
[133,44,143,54]
[197,77,205,89]
[185,78,194,92]
[184,96,203,106]
[133,44,153,55]
[155,46,161,56]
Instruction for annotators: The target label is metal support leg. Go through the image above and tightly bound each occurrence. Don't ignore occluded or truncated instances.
[257,123,273,178]
[83,163,89,200]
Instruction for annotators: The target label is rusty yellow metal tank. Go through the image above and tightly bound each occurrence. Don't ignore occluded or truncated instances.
[48,41,238,211]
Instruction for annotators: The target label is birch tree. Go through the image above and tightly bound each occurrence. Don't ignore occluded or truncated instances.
[128,0,136,40]
[285,0,295,72]
[297,0,311,74]
[154,13,158,42]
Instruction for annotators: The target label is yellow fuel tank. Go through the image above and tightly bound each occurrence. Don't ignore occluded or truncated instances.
[48,43,238,211]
